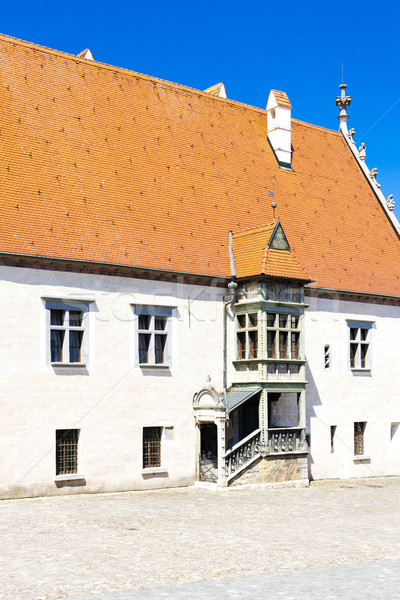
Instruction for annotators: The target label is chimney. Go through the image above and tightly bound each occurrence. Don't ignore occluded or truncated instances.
[266,90,292,169]
[76,48,94,61]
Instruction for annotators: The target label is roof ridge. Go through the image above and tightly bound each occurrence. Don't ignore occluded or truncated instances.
[0,34,345,136]
[0,33,273,118]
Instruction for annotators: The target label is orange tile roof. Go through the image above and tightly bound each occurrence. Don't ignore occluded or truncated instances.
[0,34,399,297]
[232,223,311,280]
[271,90,292,109]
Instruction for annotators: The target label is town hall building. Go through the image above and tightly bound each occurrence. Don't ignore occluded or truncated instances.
[0,34,400,498]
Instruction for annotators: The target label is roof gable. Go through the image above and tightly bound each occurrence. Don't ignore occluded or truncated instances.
[269,223,290,251]
[232,223,311,281]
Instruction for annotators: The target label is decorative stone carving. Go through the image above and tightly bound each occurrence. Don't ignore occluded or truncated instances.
[336,83,351,133]
[358,142,366,161]
[193,385,224,409]
[370,168,381,188]
[387,194,395,211]
[299,428,308,452]
[348,128,356,143]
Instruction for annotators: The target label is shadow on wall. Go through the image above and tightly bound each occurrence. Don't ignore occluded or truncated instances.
[305,361,323,480]
[55,478,87,489]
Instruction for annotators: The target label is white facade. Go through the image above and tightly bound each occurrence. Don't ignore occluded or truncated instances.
[305,291,400,480]
[0,265,226,498]
[2,264,400,498]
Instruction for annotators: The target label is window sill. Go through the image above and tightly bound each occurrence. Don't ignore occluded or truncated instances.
[139,364,170,369]
[350,368,371,374]
[51,362,87,368]
[233,359,304,364]
[353,455,371,462]
[54,473,85,482]
[141,467,168,475]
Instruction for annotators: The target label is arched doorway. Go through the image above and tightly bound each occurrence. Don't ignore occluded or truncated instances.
[199,423,218,482]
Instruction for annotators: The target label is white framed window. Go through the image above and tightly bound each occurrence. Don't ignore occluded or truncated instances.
[45,300,89,366]
[133,306,173,367]
[347,321,373,370]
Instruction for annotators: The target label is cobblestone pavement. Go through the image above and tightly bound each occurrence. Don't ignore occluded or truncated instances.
[1,478,400,599]
[67,559,400,599]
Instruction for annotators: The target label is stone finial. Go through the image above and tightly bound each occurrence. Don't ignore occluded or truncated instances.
[387,194,395,211]
[348,128,356,143]
[336,83,351,133]
[358,142,366,161]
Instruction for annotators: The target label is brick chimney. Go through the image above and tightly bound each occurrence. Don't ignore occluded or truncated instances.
[266,90,292,169]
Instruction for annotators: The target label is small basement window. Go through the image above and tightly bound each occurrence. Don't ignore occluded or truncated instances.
[56,429,79,475]
[143,427,162,468]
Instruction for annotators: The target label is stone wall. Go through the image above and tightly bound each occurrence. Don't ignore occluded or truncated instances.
[229,454,308,486]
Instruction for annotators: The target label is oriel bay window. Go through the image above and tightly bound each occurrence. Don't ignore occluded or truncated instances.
[236,313,258,359]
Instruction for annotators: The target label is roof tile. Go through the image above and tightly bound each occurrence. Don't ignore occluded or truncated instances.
[0,35,398,296]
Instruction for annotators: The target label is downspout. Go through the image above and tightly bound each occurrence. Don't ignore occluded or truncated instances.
[224,231,237,406]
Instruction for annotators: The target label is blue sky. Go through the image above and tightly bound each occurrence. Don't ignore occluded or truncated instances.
[3,0,400,220]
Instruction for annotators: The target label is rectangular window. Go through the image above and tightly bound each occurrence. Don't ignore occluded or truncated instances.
[134,307,172,367]
[47,301,88,365]
[265,311,301,361]
[236,313,259,360]
[56,429,79,475]
[330,425,336,453]
[279,331,288,358]
[143,427,162,468]
[354,422,366,456]
[348,323,372,370]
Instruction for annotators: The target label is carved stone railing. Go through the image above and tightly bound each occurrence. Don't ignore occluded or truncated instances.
[225,428,261,482]
[266,427,307,454]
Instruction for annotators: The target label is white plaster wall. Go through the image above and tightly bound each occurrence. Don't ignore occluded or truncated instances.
[0,266,226,498]
[305,292,400,480]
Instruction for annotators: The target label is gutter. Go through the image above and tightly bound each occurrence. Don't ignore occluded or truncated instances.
[0,251,230,284]
[306,285,400,303]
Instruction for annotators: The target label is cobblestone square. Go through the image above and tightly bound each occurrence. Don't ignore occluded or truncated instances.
[2,478,400,599]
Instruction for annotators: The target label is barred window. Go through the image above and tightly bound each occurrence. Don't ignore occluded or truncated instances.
[143,427,162,468]
[354,422,366,456]
[56,429,79,475]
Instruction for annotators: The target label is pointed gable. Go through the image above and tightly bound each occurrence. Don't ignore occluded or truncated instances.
[232,222,312,281]
[269,223,290,251]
